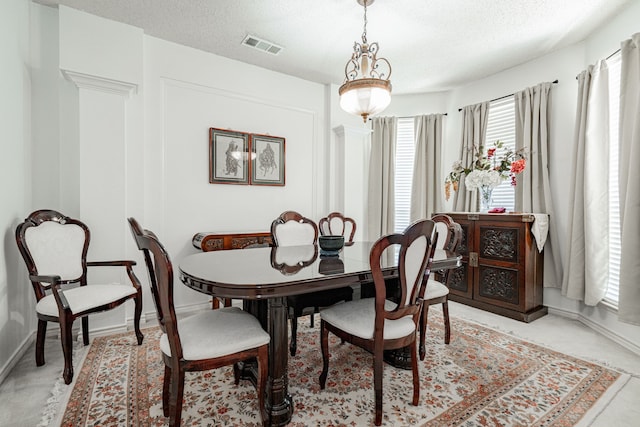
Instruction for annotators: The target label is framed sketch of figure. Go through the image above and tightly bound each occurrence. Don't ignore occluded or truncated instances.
[209,128,250,185]
[250,133,285,186]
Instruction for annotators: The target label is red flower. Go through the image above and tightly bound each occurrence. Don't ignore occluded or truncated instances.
[511,158,526,174]
[487,148,496,158]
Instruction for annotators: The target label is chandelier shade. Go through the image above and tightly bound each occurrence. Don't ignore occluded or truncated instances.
[339,0,392,122]
[339,79,391,120]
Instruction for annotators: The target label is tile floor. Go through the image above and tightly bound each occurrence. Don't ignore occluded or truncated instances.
[0,302,638,426]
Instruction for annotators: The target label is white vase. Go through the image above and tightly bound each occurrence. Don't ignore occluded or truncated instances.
[479,186,493,212]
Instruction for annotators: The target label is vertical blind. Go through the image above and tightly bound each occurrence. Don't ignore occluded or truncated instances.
[394,117,415,233]
[484,96,516,211]
[605,52,621,305]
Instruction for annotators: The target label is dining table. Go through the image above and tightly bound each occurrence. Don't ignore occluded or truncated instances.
[179,241,461,426]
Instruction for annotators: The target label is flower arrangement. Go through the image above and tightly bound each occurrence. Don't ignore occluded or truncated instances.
[445,140,527,201]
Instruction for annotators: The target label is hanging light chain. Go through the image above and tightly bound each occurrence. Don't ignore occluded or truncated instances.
[361,0,368,45]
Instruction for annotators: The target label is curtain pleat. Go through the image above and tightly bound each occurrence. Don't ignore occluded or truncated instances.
[452,102,489,211]
[618,33,640,324]
[514,82,563,288]
[562,64,610,304]
[367,117,397,239]
[410,114,444,222]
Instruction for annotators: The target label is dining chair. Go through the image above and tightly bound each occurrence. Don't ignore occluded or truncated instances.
[15,209,144,384]
[271,210,353,356]
[418,214,462,360]
[319,219,437,426]
[318,211,357,244]
[128,218,270,427]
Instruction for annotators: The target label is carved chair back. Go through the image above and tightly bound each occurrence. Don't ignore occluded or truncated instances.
[319,212,356,243]
[16,210,90,300]
[270,210,318,247]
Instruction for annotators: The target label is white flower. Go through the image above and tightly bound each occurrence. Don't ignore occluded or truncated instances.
[465,169,502,191]
[451,160,464,173]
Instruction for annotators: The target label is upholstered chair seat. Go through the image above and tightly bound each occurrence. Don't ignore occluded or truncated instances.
[320,298,415,340]
[159,307,269,360]
[35,284,137,317]
[423,279,449,300]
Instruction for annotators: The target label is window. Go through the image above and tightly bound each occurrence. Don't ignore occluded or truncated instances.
[605,52,621,305]
[394,117,415,233]
[484,96,516,211]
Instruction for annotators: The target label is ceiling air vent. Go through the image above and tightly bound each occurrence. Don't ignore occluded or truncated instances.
[241,35,283,55]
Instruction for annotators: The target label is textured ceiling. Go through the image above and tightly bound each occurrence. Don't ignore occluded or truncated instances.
[36,0,632,94]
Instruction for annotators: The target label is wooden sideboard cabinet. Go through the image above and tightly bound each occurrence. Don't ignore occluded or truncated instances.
[436,212,547,322]
[192,231,273,252]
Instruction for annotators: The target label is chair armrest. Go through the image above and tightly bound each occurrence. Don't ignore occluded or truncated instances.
[29,274,61,285]
[29,274,71,311]
[87,260,137,268]
[87,260,142,291]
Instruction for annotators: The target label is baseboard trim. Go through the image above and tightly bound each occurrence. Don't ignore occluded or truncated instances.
[548,306,640,356]
[0,333,35,386]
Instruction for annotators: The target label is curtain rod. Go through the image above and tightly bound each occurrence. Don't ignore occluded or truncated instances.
[575,48,621,79]
[367,113,448,121]
[457,79,559,112]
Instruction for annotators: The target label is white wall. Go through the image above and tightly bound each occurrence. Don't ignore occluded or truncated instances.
[0,0,35,383]
[53,7,328,314]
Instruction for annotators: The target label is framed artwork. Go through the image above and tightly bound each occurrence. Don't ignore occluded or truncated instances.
[209,128,250,185]
[250,133,286,186]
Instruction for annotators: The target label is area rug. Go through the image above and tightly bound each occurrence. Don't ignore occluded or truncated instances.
[56,311,627,426]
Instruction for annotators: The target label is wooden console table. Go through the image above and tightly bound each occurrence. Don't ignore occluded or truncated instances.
[436,212,547,322]
[192,231,273,252]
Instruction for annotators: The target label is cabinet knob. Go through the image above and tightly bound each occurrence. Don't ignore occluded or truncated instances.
[469,251,478,267]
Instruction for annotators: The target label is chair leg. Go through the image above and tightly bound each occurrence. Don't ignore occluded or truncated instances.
[443,300,451,345]
[133,293,144,345]
[319,322,330,389]
[168,367,185,427]
[411,341,420,406]
[81,316,89,346]
[289,315,298,356]
[36,319,47,366]
[162,365,171,417]
[419,304,430,361]
[373,343,384,426]
[309,312,315,328]
[233,362,240,385]
[60,319,74,384]
[257,345,269,427]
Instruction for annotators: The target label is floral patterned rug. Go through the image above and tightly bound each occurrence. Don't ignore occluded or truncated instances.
[58,311,626,426]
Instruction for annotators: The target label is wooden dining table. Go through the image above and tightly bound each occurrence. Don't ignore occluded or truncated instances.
[179,241,461,426]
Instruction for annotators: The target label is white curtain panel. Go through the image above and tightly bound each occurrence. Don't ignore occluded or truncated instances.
[562,64,610,305]
[514,82,563,288]
[367,117,397,239]
[618,33,640,325]
[410,114,444,222]
[452,102,489,212]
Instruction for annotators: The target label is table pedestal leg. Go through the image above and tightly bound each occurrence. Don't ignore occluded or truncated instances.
[244,298,293,426]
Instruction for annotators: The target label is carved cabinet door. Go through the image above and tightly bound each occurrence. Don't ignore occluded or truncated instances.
[473,219,526,311]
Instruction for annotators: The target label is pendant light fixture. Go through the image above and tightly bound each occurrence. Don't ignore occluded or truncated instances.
[339,0,392,122]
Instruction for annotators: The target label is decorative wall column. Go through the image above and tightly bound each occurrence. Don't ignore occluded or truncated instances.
[61,69,142,330]
[331,125,371,241]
